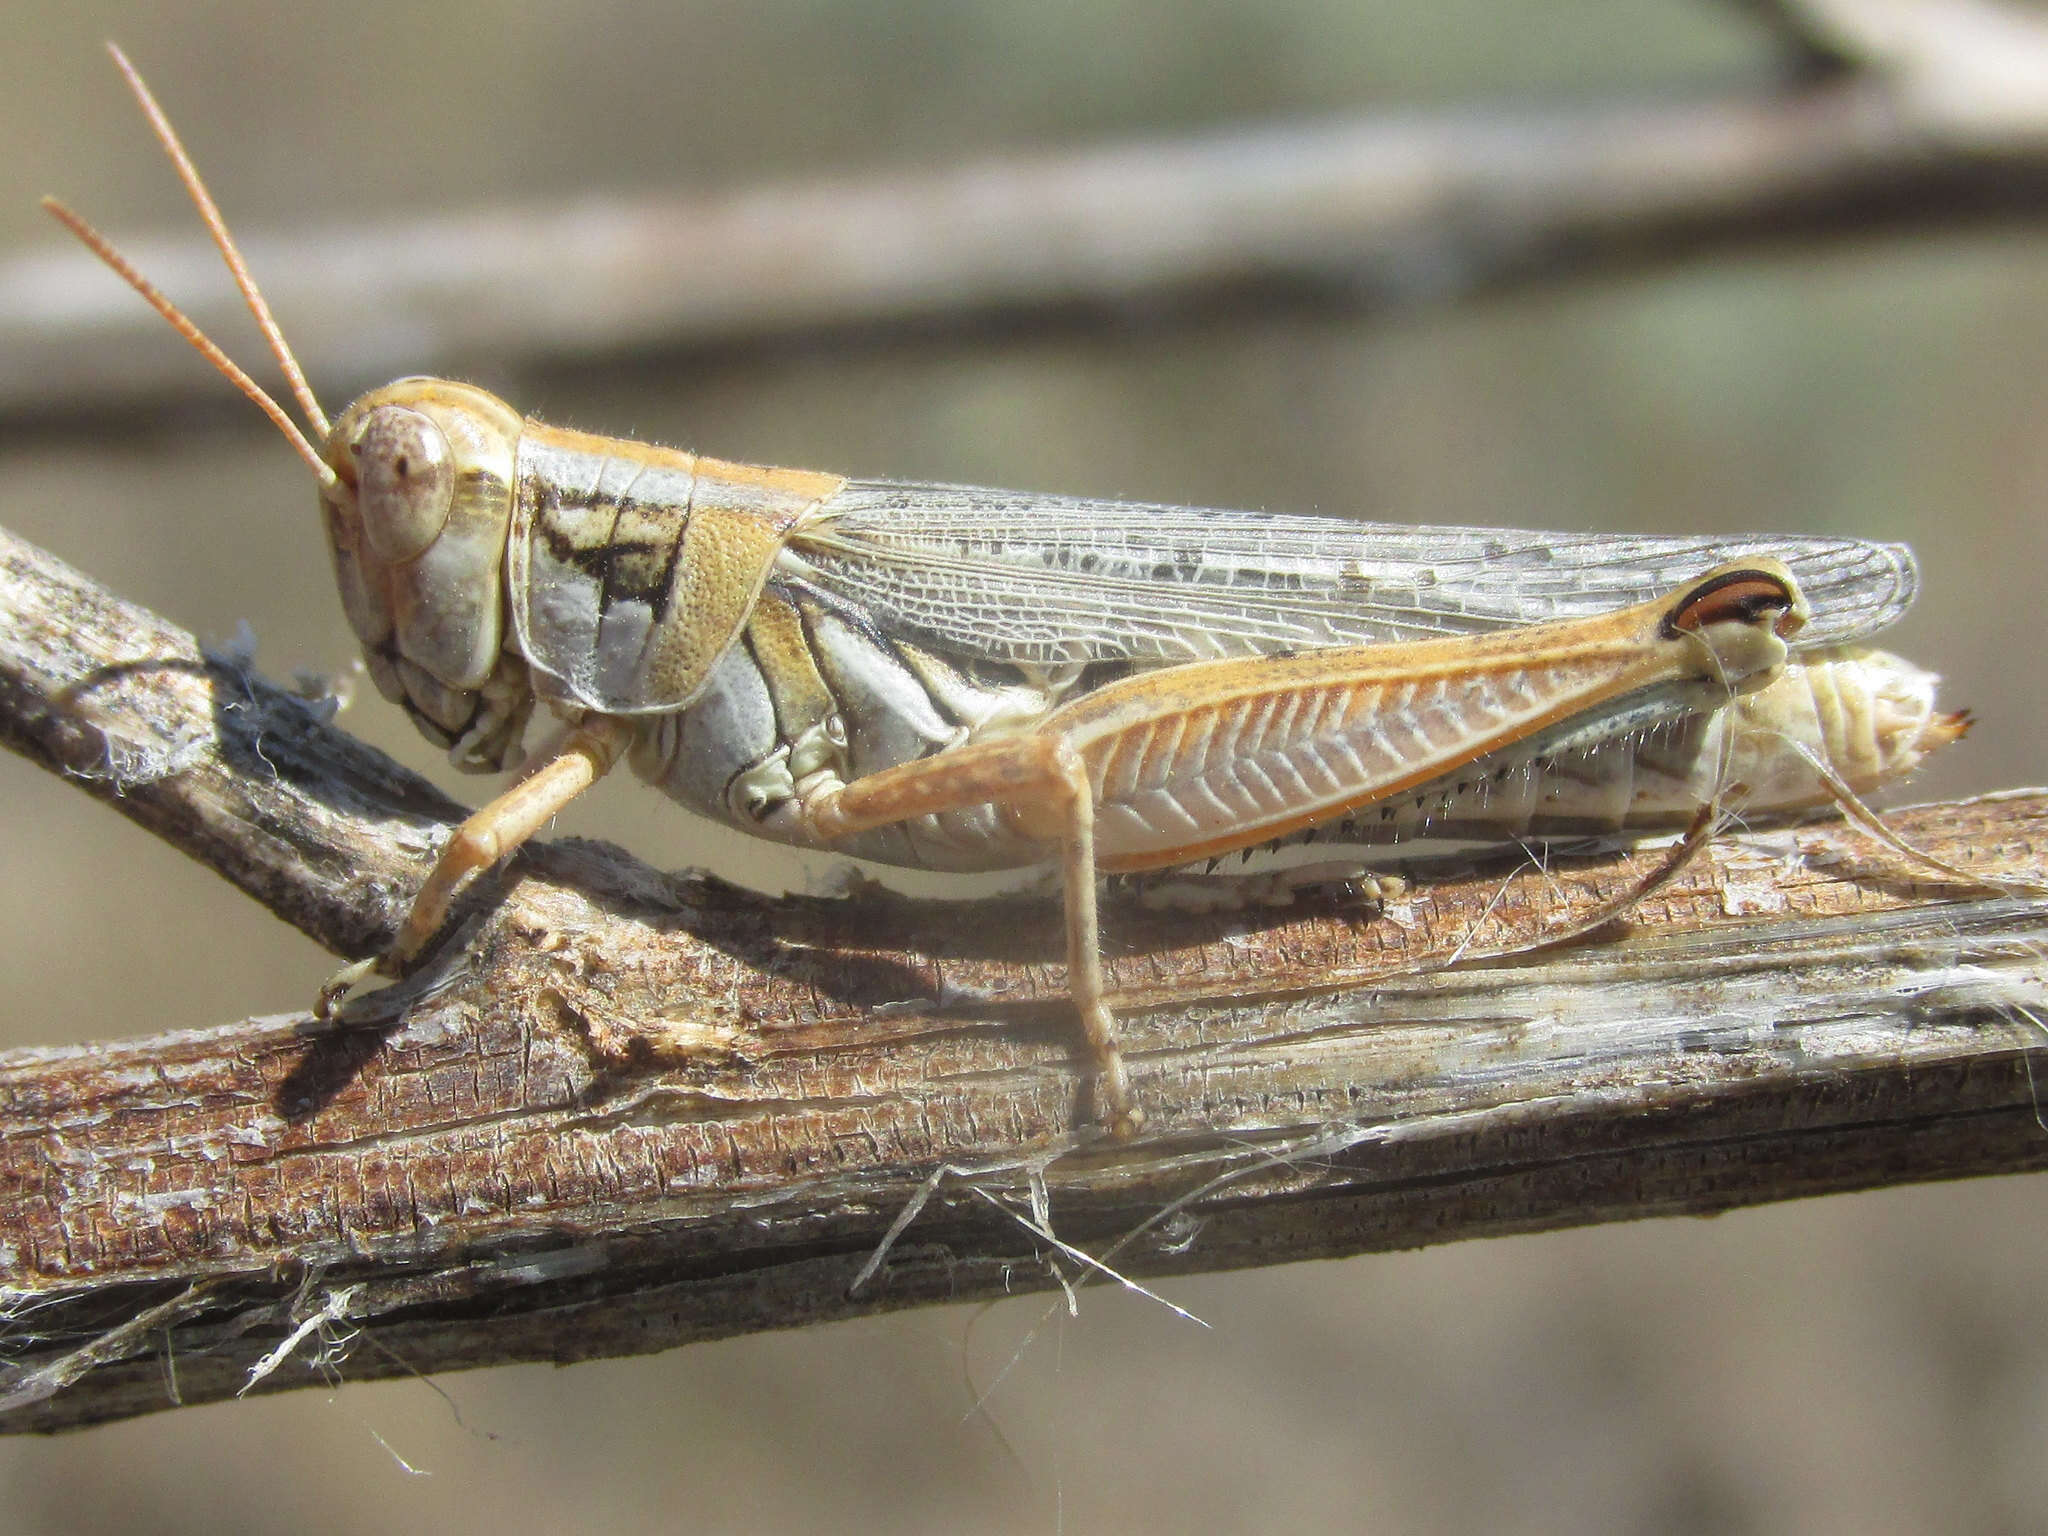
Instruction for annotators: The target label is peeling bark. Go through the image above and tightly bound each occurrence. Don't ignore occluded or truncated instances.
[2,523,2045,1432]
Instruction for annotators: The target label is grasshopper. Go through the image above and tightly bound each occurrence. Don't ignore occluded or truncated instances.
[46,48,1960,1136]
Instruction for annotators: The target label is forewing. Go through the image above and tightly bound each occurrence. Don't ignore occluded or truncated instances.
[783,481,1918,666]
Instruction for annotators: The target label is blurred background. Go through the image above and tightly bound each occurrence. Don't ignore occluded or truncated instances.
[3,2,2047,1531]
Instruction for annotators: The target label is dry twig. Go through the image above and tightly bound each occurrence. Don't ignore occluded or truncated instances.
[2,523,2044,1432]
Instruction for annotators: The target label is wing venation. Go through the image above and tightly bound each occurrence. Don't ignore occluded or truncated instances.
[784,480,1917,665]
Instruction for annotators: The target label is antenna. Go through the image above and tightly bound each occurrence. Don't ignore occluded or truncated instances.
[41,43,338,490]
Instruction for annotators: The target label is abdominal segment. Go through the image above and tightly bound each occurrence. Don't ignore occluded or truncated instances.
[1249,646,1961,852]
[628,602,1959,880]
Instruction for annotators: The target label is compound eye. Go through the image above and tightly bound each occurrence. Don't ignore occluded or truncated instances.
[350,405,455,563]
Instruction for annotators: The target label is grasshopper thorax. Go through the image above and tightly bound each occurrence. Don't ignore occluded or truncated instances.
[322,379,535,769]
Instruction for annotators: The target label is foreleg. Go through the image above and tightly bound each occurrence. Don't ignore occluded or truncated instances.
[318,715,634,1014]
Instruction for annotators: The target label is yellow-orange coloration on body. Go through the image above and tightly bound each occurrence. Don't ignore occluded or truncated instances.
[44,45,1963,1140]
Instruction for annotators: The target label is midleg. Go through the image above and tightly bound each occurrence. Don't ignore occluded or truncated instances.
[804,733,1139,1136]
[1045,740,1138,1137]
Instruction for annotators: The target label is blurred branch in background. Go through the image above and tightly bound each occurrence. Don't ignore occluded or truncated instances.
[4,506,2046,1432]
[6,0,2048,421]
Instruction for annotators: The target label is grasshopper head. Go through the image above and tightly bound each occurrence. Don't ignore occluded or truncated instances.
[322,379,534,769]
[44,53,546,772]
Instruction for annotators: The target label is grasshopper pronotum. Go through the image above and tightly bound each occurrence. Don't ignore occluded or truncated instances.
[47,48,1962,1136]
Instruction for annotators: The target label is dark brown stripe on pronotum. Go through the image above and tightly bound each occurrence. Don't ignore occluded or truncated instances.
[1661,567,1804,641]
